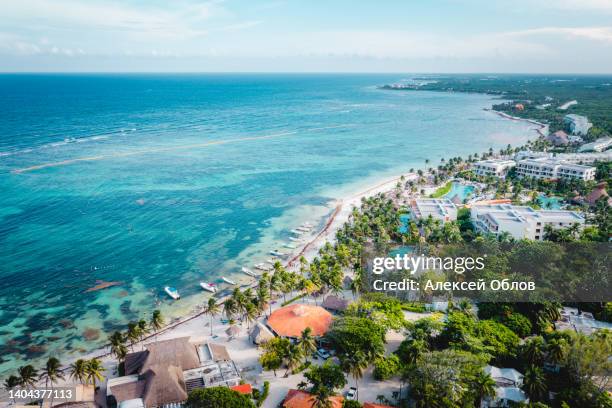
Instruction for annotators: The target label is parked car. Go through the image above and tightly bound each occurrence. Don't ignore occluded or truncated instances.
[346,387,357,401]
[317,348,331,359]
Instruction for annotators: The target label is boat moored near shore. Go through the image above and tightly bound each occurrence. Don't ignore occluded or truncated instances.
[164,286,180,300]
[241,267,256,277]
[199,282,217,293]
[222,276,236,285]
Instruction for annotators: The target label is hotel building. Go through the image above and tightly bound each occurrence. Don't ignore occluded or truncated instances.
[411,198,458,223]
[473,159,516,178]
[515,158,595,181]
[471,204,585,241]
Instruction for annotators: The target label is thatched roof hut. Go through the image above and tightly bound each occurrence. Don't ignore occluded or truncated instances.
[249,322,275,345]
[321,295,349,313]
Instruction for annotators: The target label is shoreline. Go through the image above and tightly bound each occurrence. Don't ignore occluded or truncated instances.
[0,99,544,388]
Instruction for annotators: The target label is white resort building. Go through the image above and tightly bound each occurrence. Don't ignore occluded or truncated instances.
[579,136,612,153]
[472,159,516,178]
[471,204,585,241]
[481,366,528,408]
[515,157,596,181]
[410,198,457,223]
[564,114,593,136]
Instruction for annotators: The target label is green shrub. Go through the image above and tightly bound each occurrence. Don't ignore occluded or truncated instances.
[373,354,401,380]
[255,381,270,407]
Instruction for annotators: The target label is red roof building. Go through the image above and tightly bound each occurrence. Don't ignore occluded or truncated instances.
[268,304,333,338]
[282,390,343,408]
[230,384,253,395]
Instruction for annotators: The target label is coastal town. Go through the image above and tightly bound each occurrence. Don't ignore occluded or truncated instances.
[2,105,610,408]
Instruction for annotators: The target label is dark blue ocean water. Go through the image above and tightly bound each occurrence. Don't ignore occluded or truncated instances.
[0,74,537,374]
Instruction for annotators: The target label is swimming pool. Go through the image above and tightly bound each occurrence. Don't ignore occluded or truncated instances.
[398,213,411,233]
[444,182,475,202]
[538,194,563,210]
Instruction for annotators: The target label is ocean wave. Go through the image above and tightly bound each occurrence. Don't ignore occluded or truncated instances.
[0,133,117,158]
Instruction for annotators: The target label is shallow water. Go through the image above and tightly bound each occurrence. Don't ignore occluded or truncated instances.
[0,74,538,375]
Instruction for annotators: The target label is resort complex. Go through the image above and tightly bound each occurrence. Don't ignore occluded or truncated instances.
[470,204,584,241]
[515,158,596,181]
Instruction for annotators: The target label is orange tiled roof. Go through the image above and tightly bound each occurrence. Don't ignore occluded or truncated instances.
[230,384,252,395]
[268,304,333,337]
[282,390,343,408]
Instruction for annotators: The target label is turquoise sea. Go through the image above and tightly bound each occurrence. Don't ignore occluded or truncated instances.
[0,74,538,375]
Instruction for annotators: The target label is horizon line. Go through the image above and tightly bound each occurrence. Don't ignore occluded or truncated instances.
[1,71,612,76]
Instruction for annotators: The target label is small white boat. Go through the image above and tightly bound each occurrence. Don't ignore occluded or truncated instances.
[289,237,302,242]
[164,286,180,300]
[199,282,217,293]
[302,222,314,228]
[241,267,256,277]
[254,263,272,271]
[290,229,304,235]
[270,249,285,257]
[283,243,297,249]
[296,226,311,232]
[222,276,236,285]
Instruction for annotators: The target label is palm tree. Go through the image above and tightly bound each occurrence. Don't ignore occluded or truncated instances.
[109,331,128,362]
[205,297,220,336]
[150,310,164,333]
[3,375,20,403]
[137,319,149,343]
[473,370,496,407]
[403,339,427,366]
[85,358,105,390]
[284,344,303,377]
[244,303,257,329]
[297,327,317,362]
[523,336,545,366]
[522,366,547,401]
[40,357,65,389]
[546,338,566,366]
[256,284,270,316]
[231,288,247,322]
[70,359,88,385]
[341,352,368,400]
[126,322,141,351]
[223,298,237,321]
[312,389,333,408]
[17,365,38,389]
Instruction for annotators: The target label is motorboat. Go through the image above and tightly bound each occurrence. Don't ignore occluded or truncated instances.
[164,286,180,300]
[222,276,236,285]
[270,249,285,257]
[241,267,256,277]
[199,282,217,293]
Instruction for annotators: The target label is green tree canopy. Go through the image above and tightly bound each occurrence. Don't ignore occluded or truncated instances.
[186,387,255,408]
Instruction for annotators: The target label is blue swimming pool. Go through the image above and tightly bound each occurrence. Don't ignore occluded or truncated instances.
[444,182,475,202]
[538,194,563,210]
[398,213,411,233]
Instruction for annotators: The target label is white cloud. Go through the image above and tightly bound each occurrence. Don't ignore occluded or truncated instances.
[0,0,219,39]
[506,26,612,43]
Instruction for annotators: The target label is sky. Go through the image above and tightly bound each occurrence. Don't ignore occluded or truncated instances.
[1,0,612,73]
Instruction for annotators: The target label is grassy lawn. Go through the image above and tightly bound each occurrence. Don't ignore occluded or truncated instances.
[430,181,452,198]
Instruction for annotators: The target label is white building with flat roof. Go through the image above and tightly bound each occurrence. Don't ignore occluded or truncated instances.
[579,136,612,153]
[515,157,595,181]
[473,159,516,178]
[411,198,457,223]
[471,204,585,241]
[564,114,593,136]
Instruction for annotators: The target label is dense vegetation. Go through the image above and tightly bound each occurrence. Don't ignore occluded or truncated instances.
[383,75,612,139]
